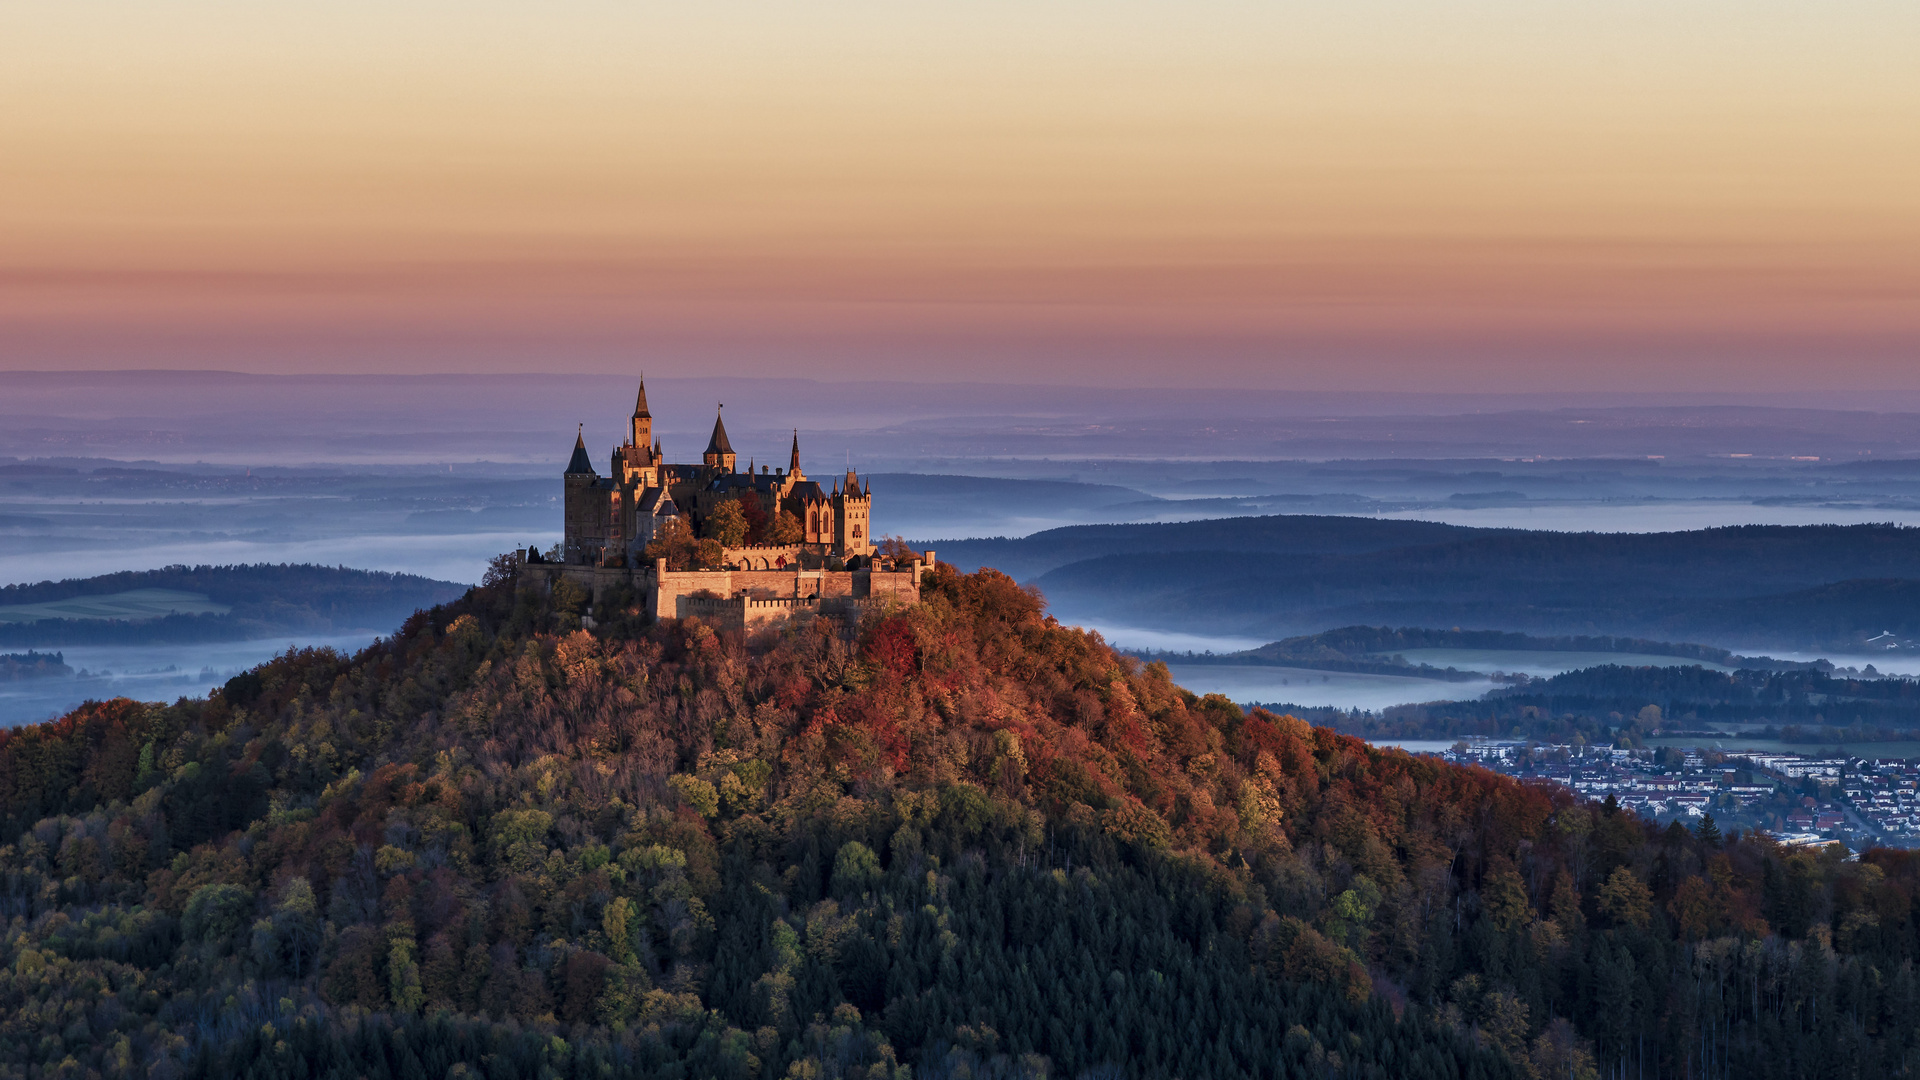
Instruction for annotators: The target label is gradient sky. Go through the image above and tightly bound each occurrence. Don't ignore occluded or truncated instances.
[3,2,1916,390]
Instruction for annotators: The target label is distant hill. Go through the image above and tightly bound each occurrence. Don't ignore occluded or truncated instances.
[928,516,1920,651]
[1299,662,1920,745]
[0,564,467,645]
[926,514,1487,581]
[1132,625,1810,680]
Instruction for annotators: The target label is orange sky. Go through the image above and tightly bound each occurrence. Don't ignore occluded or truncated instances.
[2,2,1915,390]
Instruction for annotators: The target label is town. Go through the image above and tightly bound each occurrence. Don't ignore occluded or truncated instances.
[1435,739,1920,852]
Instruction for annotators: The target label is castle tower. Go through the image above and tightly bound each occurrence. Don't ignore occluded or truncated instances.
[563,427,600,564]
[630,378,653,450]
[703,406,737,472]
[788,430,803,478]
[833,465,872,557]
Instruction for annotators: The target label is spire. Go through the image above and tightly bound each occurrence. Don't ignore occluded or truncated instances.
[789,429,802,474]
[565,425,596,475]
[705,406,733,455]
[632,376,651,419]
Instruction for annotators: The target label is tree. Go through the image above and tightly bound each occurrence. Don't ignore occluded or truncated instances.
[767,509,805,546]
[1482,867,1533,933]
[731,494,769,544]
[1598,866,1653,930]
[705,499,748,548]
[1695,812,1723,849]
[1667,876,1716,940]
[388,927,425,1014]
[645,515,699,571]
[267,877,322,977]
[483,549,524,589]
[604,896,636,964]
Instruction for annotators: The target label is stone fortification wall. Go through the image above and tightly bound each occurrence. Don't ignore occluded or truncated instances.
[722,545,805,570]
[533,551,935,628]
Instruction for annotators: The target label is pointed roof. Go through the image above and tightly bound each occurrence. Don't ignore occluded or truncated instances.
[565,427,596,475]
[705,407,733,456]
[789,429,802,473]
[632,378,651,418]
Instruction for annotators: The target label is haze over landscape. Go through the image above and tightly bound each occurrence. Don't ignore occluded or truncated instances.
[3,3,1919,1078]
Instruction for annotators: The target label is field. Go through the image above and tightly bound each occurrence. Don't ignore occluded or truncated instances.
[0,588,229,624]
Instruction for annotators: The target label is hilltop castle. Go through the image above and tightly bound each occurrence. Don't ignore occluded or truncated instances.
[561,379,873,568]
[542,380,933,627]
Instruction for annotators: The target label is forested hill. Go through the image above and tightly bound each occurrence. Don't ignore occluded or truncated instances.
[1236,626,1757,667]
[1,560,1917,1078]
[1139,626,1790,681]
[0,564,466,646]
[931,516,1920,650]
[924,514,1490,581]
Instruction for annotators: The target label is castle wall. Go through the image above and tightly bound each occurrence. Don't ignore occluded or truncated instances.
[722,544,804,571]
[532,552,934,629]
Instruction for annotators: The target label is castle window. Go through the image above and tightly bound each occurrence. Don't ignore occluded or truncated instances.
[853,526,863,538]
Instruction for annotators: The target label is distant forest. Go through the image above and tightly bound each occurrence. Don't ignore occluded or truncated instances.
[0,651,69,681]
[936,518,1920,650]
[0,564,466,646]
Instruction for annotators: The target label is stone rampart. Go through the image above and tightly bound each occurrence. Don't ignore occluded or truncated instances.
[532,550,935,628]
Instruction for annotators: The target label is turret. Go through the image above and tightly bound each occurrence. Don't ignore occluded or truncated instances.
[789,430,803,478]
[565,427,596,476]
[703,406,737,472]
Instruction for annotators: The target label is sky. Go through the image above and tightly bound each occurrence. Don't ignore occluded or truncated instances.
[2,2,1916,391]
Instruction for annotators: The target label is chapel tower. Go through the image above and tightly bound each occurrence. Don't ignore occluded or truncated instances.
[617,378,662,488]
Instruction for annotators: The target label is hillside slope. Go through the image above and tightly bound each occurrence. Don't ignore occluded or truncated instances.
[0,560,1913,1078]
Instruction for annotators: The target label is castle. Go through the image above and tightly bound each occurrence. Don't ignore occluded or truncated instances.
[561,379,877,568]
[538,379,934,626]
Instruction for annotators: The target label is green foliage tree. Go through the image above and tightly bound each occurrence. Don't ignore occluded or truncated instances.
[703,499,748,548]
[767,508,805,545]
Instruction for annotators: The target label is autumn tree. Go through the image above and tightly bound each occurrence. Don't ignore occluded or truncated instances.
[1598,866,1653,929]
[644,515,699,570]
[767,508,805,545]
